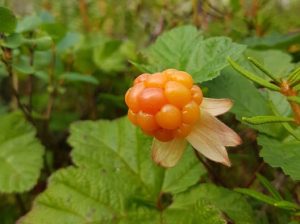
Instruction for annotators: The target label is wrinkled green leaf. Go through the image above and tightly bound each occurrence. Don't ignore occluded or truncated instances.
[173,184,255,224]
[142,25,246,82]
[0,7,17,33]
[258,135,300,180]
[69,117,205,196]
[0,112,44,192]
[19,167,224,224]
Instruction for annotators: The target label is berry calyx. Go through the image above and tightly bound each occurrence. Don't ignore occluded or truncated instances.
[125,69,203,142]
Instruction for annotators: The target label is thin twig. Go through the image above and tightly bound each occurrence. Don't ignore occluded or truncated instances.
[27,34,35,113]
[1,47,33,122]
[244,162,265,187]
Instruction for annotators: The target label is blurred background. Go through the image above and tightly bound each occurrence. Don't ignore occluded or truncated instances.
[1,1,300,223]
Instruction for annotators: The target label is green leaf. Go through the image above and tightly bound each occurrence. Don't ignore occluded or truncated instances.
[13,56,34,74]
[245,49,294,80]
[144,25,246,82]
[16,15,43,33]
[243,33,300,50]
[258,135,300,181]
[256,174,283,200]
[235,188,278,205]
[19,167,224,224]
[93,39,127,73]
[173,184,255,224]
[24,36,53,51]
[0,7,17,33]
[242,116,294,125]
[1,33,24,48]
[205,67,283,137]
[41,23,66,43]
[235,188,299,211]
[228,57,281,91]
[0,112,44,192]
[287,96,300,105]
[68,117,205,196]
[60,72,99,85]
[56,32,82,53]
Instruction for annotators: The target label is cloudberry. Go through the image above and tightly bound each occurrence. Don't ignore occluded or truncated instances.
[125,69,203,142]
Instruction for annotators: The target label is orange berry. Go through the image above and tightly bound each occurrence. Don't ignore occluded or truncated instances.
[155,104,182,130]
[175,123,193,138]
[136,111,159,132]
[144,72,168,88]
[162,69,177,78]
[164,81,191,108]
[125,82,145,113]
[191,85,203,105]
[182,101,200,124]
[169,71,193,88]
[138,88,167,114]
[154,129,174,142]
[128,110,137,125]
[133,73,150,85]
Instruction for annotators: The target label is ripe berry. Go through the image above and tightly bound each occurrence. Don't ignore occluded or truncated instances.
[182,101,200,124]
[125,69,203,142]
[155,104,182,130]
[138,88,167,114]
[164,81,191,108]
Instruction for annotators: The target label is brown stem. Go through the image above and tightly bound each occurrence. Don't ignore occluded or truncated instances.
[45,44,56,120]
[1,47,33,122]
[79,0,91,32]
[28,43,35,113]
[281,80,300,124]
[244,162,265,187]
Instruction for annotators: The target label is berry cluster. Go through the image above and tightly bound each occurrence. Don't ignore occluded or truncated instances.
[125,69,203,142]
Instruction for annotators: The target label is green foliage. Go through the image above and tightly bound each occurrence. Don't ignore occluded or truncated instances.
[0,112,44,193]
[205,67,283,137]
[68,117,205,196]
[1,1,300,223]
[173,184,255,224]
[0,7,17,33]
[20,117,238,224]
[258,135,300,181]
[137,25,246,82]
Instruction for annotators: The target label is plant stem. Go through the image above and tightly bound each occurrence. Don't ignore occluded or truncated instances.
[1,47,33,122]
[245,162,265,188]
[79,0,91,32]
[281,80,300,124]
